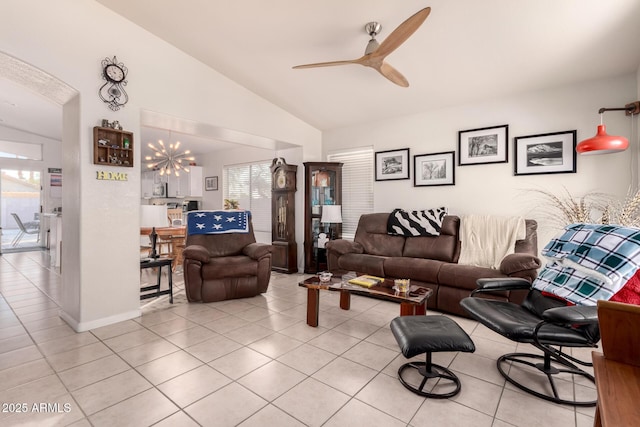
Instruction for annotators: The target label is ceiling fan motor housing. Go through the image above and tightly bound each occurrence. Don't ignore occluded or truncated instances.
[364,22,381,54]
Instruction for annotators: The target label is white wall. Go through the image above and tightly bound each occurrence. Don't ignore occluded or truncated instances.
[323,73,638,249]
[1,0,321,330]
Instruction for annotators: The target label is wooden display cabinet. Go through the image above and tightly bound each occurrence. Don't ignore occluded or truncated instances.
[303,162,343,273]
[93,126,133,167]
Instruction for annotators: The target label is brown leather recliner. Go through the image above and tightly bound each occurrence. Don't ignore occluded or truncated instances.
[182,220,273,302]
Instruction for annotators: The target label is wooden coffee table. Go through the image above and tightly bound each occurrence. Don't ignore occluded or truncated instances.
[299,276,433,327]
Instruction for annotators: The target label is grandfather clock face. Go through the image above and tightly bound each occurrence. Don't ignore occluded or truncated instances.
[273,167,295,191]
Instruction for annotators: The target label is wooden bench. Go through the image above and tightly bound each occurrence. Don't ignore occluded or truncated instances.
[592,300,640,426]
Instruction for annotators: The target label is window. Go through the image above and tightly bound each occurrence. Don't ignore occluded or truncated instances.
[327,147,374,240]
[223,161,272,232]
[0,140,42,160]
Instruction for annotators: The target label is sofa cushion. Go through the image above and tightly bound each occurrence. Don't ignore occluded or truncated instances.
[438,263,506,291]
[402,216,460,262]
[384,257,444,284]
[354,213,405,257]
[202,255,257,279]
[338,253,387,277]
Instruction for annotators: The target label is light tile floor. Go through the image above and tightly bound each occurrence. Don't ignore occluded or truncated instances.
[0,251,597,426]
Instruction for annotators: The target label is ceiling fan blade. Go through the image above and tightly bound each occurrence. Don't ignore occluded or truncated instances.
[373,7,431,59]
[377,62,409,87]
[293,59,357,69]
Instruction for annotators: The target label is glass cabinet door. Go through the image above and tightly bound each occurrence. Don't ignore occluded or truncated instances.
[304,162,342,273]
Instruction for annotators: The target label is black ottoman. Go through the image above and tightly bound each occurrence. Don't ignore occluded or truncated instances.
[390,315,475,398]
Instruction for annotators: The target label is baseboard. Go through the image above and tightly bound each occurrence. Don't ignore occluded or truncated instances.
[59,308,141,332]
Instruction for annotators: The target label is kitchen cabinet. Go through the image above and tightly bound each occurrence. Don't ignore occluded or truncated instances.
[143,166,203,198]
[167,166,203,198]
[141,170,155,199]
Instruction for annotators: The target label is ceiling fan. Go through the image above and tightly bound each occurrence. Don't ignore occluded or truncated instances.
[293,7,431,87]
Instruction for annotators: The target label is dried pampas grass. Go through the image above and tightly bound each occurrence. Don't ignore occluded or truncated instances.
[529,188,612,228]
[609,190,640,228]
[529,187,640,229]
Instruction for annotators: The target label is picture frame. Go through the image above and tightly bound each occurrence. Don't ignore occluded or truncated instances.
[458,124,509,166]
[514,130,577,176]
[413,151,455,187]
[205,176,218,191]
[375,148,410,181]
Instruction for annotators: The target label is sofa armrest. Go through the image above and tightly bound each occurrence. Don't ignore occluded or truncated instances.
[500,253,541,276]
[542,305,599,327]
[325,239,364,256]
[471,278,532,295]
[182,245,211,263]
[243,243,273,260]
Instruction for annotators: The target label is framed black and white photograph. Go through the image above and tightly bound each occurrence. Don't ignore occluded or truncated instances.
[413,151,455,187]
[205,176,218,191]
[375,148,410,181]
[514,130,576,176]
[458,124,508,166]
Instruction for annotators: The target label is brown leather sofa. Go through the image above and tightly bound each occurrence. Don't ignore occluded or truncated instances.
[326,213,540,318]
[182,221,273,303]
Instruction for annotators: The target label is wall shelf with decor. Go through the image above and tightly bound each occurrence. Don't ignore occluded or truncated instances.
[93,126,134,167]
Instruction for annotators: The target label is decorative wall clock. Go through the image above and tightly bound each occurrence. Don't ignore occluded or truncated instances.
[99,56,129,111]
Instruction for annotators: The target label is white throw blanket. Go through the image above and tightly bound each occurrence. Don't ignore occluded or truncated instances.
[458,215,526,269]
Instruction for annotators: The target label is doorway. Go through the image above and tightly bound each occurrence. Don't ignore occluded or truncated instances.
[1,168,43,253]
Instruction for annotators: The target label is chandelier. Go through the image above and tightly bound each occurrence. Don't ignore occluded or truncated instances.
[144,133,195,176]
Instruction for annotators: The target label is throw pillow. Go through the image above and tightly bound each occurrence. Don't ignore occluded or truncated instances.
[386,207,447,237]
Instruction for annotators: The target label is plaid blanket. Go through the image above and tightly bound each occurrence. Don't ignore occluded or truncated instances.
[187,210,250,235]
[532,223,640,305]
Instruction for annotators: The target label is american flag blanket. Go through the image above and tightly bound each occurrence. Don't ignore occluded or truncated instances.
[187,210,250,235]
[532,223,640,305]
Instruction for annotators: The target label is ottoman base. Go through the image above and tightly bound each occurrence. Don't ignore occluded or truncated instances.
[397,353,461,398]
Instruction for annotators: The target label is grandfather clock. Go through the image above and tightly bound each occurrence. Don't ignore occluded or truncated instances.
[271,158,298,273]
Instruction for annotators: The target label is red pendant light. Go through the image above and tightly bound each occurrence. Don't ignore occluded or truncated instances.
[576,124,628,155]
[577,102,639,155]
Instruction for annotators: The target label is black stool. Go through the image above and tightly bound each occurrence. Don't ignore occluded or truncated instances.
[390,315,475,398]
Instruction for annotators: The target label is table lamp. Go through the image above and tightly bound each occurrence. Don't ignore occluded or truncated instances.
[321,204,343,241]
[140,205,167,258]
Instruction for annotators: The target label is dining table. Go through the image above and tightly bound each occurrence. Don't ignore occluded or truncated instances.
[140,226,186,271]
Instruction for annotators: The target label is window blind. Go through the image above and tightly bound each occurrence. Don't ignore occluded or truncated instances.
[327,147,374,240]
[223,160,272,232]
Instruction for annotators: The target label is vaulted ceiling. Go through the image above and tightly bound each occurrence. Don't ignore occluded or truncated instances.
[97,0,640,131]
[2,1,639,156]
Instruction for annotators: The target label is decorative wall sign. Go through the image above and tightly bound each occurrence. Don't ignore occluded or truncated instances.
[375,148,410,181]
[514,130,577,176]
[458,124,508,166]
[98,56,129,111]
[96,171,128,181]
[413,151,455,187]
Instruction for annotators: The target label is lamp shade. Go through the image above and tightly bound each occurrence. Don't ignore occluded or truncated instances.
[140,205,168,228]
[321,205,343,224]
[576,124,629,155]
